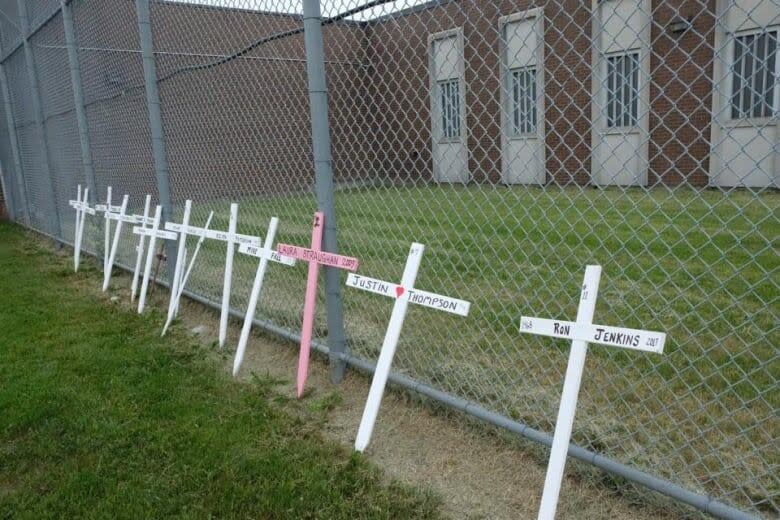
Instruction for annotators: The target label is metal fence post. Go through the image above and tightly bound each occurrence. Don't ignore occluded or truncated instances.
[135,0,176,282]
[302,0,348,384]
[61,0,97,206]
[17,0,62,239]
[0,46,30,225]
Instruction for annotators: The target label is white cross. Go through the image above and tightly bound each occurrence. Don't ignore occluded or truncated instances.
[93,186,120,274]
[130,195,152,302]
[160,207,216,336]
[232,217,296,376]
[101,194,129,292]
[68,184,95,272]
[518,265,666,520]
[159,200,195,334]
[132,205,179,314]
[345,242,470,452]
[163,203,283,347]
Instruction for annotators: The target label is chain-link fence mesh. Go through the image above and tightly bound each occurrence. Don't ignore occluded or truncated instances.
[0,1,776,518]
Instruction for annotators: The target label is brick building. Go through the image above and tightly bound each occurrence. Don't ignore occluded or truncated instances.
[5,0,776,215]
[361,0,778,188]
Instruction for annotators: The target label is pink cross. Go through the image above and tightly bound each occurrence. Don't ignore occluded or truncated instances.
[277,211,359,397]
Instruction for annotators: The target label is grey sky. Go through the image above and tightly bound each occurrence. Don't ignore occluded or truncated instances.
[165,0,433,20]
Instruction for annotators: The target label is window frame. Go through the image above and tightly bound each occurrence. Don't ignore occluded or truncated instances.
[437,77,462,142]
[728,26,779,123]
[509,65,538,137]
[604,50,640,130]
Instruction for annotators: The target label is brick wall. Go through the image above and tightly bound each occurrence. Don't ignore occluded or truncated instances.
[365,0,718,187]
[64,0,722,193]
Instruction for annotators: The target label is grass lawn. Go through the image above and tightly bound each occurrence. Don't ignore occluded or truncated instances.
[0,222,440,518]
[67,184,777,515]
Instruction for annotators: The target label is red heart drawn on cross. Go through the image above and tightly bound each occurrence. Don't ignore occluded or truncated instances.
[395,286,405,298]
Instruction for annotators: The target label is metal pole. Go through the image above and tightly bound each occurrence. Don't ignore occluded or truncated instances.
[302,0,349,384]
[135,0,176,283]
[17,0,62,239]
[60,0,97,203]
[0,43,29,224]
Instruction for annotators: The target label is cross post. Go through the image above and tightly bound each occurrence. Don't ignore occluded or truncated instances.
[518,265,666,520]
[276,211,359,397]
[346,242,470,452]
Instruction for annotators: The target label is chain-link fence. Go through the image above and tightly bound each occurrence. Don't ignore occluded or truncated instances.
[0,1,777,518]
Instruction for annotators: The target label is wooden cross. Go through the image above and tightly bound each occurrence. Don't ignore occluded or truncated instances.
[276,211,359,397]
[231,216,296,376]
[101,194,130,291]
[164,203,274,346]
[132,205,179,314]
[130,195,153,302]
[160,206,215,336]
[345,242,470,452]
[68,184,94,272]
[518,265,666,520]
[94,186,121,274]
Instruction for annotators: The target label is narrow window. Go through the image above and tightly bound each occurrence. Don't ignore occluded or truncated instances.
[439,78,460,140]
[511,67,537,135]
[731,29,778,119]
[606,52,639,128]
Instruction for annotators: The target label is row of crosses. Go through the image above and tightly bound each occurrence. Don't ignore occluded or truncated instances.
[70,186,665,519]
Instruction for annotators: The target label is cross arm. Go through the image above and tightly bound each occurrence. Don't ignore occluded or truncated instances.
[519,317,665,353]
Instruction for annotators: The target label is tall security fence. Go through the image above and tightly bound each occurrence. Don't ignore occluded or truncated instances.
[0,1,777,518]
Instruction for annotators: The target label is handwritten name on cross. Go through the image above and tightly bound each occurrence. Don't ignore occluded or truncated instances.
[346,242,470,452]
[274,212,359,397]
[518,265,666,520]
[231,217,296,376]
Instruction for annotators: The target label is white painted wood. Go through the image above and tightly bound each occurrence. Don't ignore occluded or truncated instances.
[536,265,602,520]
[131,195,152,302]
[103,186,111,273]
[219,203,238,348]
[238,242,296,266]
[519,317,665,353]
[354,243,425,452]
[106,212,144,224]
[233,217,280,376]
[138,205,162,314]
[345,273,470,316]
[164,222,259,245]
[162,211,214,336]
[72,185,82,271]
[164,200,192,332]
[133,227,177,241]
[134,215,155,226]
[406,288,470,317]
[74,187,89,272]
[95,203,122,213]
[102,194,129,292]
